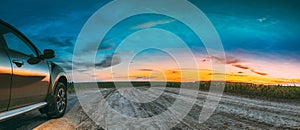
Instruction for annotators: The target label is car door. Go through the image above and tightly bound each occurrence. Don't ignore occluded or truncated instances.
[1,24,50,109]
[0,24,12,112]
[0,49,12,112]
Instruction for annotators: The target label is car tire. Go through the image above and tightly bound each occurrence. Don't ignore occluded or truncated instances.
[46,82,67,118]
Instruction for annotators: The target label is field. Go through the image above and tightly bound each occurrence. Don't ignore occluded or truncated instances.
[68,81,300,100]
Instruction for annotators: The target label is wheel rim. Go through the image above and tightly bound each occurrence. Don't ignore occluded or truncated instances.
[56,87,66,113]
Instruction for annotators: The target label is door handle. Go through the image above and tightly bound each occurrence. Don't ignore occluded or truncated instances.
[12,60,24,67]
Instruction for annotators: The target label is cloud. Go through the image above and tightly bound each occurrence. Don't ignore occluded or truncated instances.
[79,44,96,53]
[168,70,179,74]
[209,56,240,64]
[99,43,115,50]
[79,42,118,56]
[54,59,90,73]
[55,52,124,73]
[131,19,175,29]
[138,69,153,72]
[226,57,240,64]
[250,69,268,76]
[257,17,267,23]
[53,59,72,70]
[95,54,121,68]
[208,73,226,75]
[133,76,156,80]
[41,36,74,47]
[210,55,268,76]
[232,64,249,70]
[60,63,73,71]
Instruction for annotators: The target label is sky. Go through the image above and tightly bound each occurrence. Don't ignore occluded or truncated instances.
[1,0,300,85]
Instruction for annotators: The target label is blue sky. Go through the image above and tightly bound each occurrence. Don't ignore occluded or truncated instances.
[1,0,300,84]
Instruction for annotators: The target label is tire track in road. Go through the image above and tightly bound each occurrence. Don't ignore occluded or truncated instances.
[217,111,274,129]
[17,87,300,129]
[98,87,197,129]
[73,89,116,129]
[137,92,195,129]
[157,87,300,129]
[75,87,300,129]
[102,89,116,99]
[31,89,115,130]
[131,87,204,129]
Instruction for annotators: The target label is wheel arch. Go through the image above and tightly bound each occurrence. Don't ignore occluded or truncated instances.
[49,63,68,96]
[41,63,68,116]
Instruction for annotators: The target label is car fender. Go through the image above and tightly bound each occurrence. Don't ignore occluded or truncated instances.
[44,62,67,113]
[49,62,68,96]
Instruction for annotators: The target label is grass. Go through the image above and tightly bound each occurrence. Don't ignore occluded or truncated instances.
[223,82,300,99]
[67,82,75,93]
[67,81,300,100]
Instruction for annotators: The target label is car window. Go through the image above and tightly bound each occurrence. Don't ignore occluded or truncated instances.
[3,32,37,57]
[0,24,7,48]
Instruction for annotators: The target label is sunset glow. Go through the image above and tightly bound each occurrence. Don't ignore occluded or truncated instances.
[89,51,300,85]
[1,0,299,86]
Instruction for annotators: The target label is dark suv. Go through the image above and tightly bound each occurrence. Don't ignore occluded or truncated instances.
[0,20,68,121]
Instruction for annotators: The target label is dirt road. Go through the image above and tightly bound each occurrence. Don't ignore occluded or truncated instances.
[1,87,300,129]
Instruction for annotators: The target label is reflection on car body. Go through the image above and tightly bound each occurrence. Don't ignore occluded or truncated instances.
[0,19,68,121]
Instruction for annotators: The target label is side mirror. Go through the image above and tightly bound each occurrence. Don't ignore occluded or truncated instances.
[43,49,55,59]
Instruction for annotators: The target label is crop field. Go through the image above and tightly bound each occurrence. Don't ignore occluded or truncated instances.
[67,81,300,100]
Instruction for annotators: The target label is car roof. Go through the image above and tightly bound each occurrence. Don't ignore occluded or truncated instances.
[0,19,8,25]
[0,19,18,31]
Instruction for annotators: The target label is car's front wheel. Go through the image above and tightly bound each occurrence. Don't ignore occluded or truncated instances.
[46,82,67,118]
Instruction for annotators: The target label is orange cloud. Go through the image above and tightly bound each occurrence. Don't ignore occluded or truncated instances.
[138,69,153,72]
[92,52,299,85]
[123,68,297,85]
[250,69,268,76]
[232,64,249,70]
[95,67,298,85]
[209,55,270,77]
[209,56,240,64]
